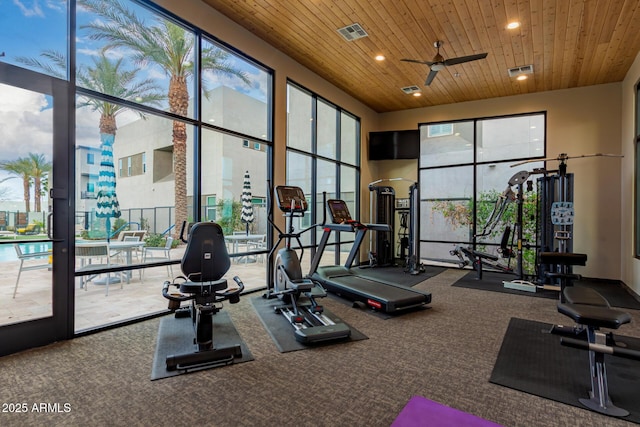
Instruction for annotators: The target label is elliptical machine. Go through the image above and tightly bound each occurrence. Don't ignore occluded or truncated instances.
[161,221,245,371]
[263,185,351,344]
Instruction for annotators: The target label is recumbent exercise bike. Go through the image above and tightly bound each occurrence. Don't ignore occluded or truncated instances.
[162,221,244,371]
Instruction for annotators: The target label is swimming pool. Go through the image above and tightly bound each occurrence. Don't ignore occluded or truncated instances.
[0,242,52,262]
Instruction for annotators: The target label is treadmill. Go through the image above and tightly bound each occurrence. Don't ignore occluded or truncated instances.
[308,199,431,313]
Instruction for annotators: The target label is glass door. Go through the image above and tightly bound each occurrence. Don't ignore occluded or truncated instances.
[0,62,72,356]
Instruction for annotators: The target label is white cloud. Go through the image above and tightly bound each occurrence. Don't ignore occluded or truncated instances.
[0,84,52,158]
[0,84,52,199]
[12,0,44,17]
[44,0,65,13]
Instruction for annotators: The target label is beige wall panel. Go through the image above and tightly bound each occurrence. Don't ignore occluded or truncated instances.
[376,84,622,281]
[621,52,640,295]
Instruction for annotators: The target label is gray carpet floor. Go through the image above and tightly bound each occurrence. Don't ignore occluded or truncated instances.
[1,268,639,427]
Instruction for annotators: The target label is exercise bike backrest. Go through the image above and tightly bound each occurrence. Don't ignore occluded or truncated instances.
[180,221,230,282]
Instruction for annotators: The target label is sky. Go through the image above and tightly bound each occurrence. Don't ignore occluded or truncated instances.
[0,0,269,203]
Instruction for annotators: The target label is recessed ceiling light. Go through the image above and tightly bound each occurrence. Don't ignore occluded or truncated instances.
[516,75,528,81]
[507,21,520,29]
[412,92,421,97]
[375,55,385,61]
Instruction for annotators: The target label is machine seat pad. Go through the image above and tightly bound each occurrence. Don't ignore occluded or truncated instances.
[557,303,631,330]
[180,279,227,294]
[540,252,587,266]
[563,287,609,307]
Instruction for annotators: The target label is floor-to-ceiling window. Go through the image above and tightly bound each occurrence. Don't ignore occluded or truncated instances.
[0,0,273,337]
[286,81,360,269]
[635,82,640,257]
[420,112,546,276]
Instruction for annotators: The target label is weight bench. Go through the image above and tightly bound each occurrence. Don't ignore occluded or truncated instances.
[555,286,640,417]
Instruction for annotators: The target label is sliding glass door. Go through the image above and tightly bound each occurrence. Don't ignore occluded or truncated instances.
[0,62,73,356]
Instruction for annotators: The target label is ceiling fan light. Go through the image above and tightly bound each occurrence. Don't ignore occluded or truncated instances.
[431,63,445,71]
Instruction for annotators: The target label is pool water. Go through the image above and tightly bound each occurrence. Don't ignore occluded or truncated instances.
[0,242,52,262]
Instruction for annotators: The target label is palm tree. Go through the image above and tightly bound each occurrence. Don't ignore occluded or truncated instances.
[18,49,165,234]
[18,50,165,136]
[80,0,251,236]
[26,153,52,212]
[0,158,33,212]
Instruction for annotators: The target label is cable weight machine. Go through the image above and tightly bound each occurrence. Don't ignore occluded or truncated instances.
[368,178,423,274]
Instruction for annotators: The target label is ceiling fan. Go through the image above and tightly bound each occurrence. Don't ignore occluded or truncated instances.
[401,41,488,86]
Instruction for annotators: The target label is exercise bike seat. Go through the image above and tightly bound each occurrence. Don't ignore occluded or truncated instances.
[164,222,243,306]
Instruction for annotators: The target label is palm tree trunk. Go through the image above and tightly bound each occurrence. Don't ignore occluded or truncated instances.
[34,176,42,212]
[22,178,31,213]
[169,76,189,237]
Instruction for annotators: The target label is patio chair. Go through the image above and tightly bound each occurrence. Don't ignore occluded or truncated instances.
[113,235,142,263]
[142,236,174,281]
[13,244,50,298]
[76,242,123,296]
[247,234,267,263]
[118,230,147,241]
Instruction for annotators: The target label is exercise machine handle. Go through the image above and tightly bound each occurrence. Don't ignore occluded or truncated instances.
[224,276,245,304]
[179,221,189,243]
[162,280,192,302]
[561,337,640,361]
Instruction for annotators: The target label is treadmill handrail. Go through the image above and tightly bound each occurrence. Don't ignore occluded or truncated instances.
[323,222,390,233]
[309,221,391,274]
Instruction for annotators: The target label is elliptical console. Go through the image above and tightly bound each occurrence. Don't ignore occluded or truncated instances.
[275,185,308,213]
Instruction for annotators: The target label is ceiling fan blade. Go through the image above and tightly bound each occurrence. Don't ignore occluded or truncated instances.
[443,52,488,66]
[401,58,435,66]
[425,69,438,86]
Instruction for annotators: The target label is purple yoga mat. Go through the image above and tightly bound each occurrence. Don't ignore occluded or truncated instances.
[392,396,502,427]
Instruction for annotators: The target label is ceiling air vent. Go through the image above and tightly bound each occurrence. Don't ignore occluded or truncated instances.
[401,85,421,95]
[337,23,368,41]
[508,64,534,77]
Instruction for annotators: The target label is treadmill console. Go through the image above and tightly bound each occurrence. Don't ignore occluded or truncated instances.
[275,185,308,213]
[327,199,353,223]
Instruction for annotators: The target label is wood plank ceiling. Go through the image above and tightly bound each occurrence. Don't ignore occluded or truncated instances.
[202,0,640,113]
